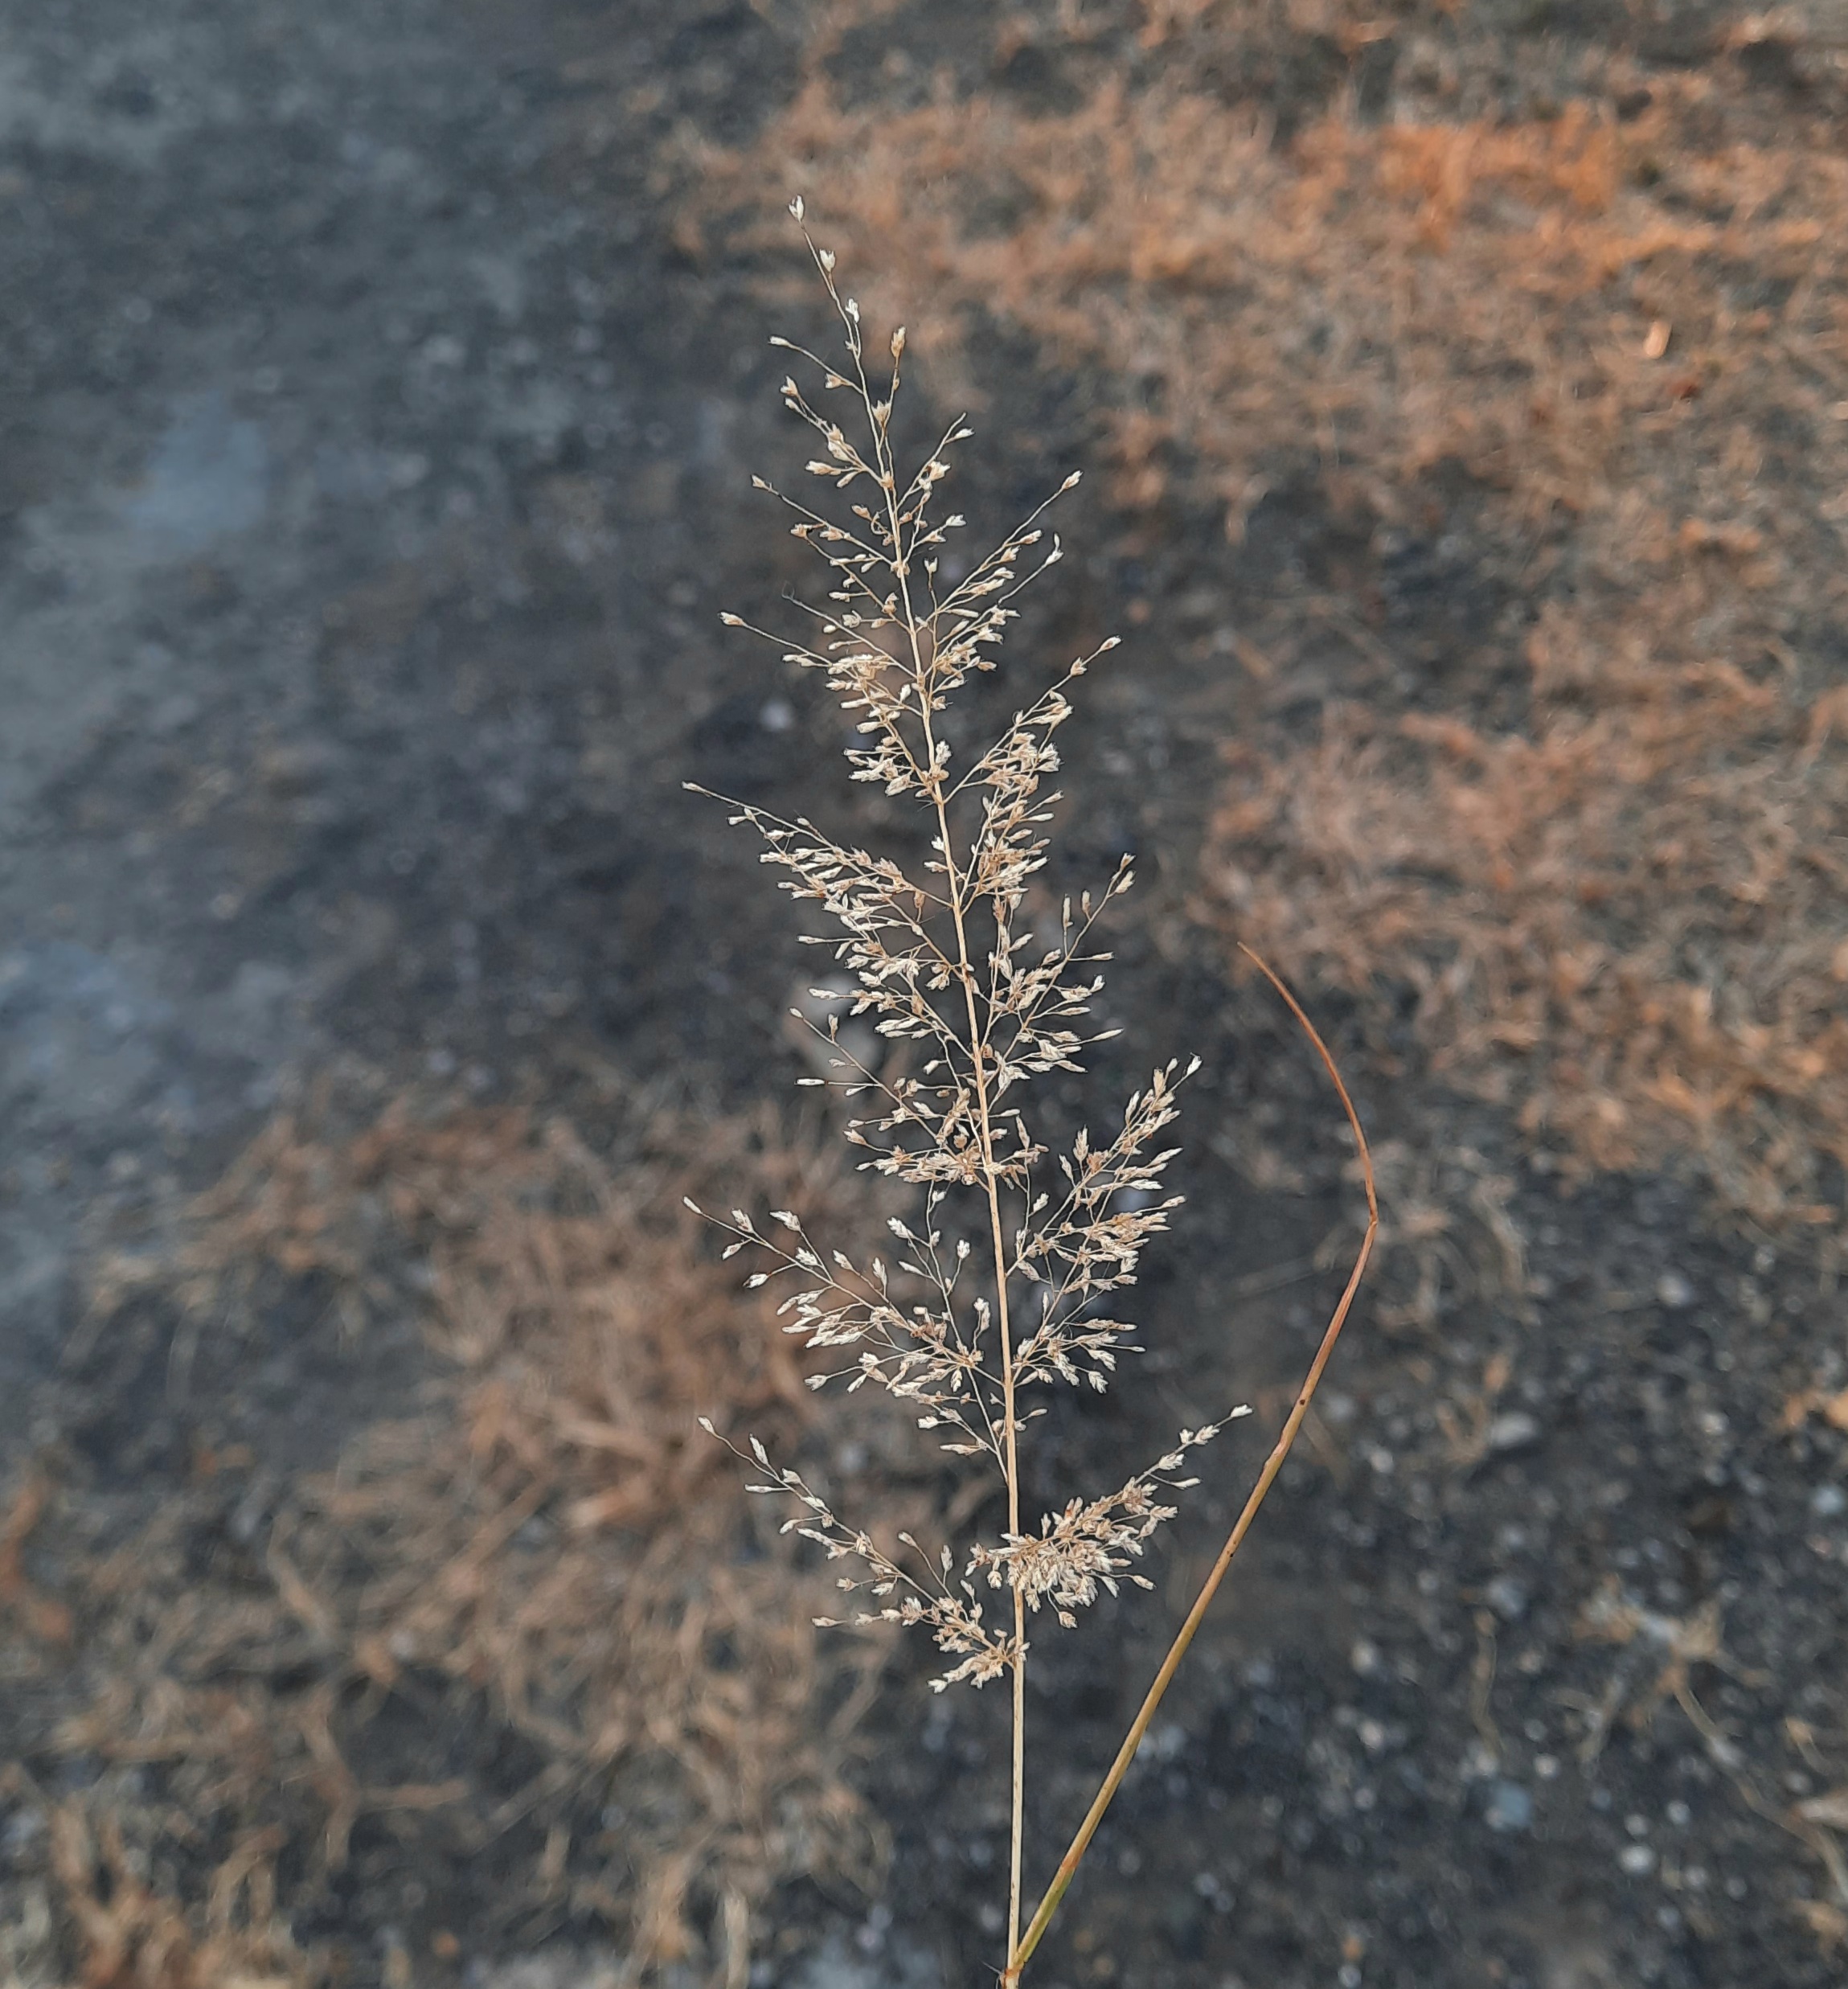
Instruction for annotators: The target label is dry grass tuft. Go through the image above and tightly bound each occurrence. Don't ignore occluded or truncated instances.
[18,1090,899,1984]
[47,1802,307,1989]
[687,1,1848,1229]
[1211,667,1848,1227]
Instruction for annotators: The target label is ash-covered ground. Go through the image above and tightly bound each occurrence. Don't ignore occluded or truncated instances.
[2,4,1845,1988]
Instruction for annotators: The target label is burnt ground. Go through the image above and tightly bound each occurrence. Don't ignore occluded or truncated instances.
[2,2,1846,1987]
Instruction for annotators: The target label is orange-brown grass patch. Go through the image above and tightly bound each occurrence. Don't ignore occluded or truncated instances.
[686,6,1848,535]
[685,2,1848,1228]
[46,1802,307,1989]
[18,1092,904,1985]
[1210,654,1848,1229]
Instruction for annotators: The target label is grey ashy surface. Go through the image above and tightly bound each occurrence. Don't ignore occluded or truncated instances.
[469,1929,944,1989]
[5,6,1847,1989]
[0,0,781,1447]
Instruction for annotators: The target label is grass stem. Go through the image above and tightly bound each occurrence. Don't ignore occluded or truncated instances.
[1002,949,1377,1986]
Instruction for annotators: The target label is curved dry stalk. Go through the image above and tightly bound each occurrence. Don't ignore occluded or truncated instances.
[1002,947,1378,1987]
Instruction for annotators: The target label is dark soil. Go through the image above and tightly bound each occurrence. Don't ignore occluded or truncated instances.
[2,3,1844,1987]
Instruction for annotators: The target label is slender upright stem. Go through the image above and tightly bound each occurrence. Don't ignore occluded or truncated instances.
[1001,950,1377,1986]
[934,794,1026,1963]
[878,448,1027,1966]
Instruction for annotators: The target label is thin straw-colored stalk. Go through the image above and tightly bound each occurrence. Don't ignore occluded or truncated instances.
[876,333,1031,1962]
[1002,946,1378,1987]
[925,645,1030,1959]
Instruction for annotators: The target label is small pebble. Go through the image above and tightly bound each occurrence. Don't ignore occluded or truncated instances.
[1810,1483,1846,1518]
[1619,1843,1655,1876]
[1656,1270,1695,1309]
[1487,1411,1540,1454]
[1485,1575,1529,1621]
[1485,1781,1533,1833]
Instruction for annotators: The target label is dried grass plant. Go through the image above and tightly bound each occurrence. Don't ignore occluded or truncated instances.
[691,207,1375,1983]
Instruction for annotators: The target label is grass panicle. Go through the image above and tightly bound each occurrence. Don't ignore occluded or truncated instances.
[695,207,1375,1981]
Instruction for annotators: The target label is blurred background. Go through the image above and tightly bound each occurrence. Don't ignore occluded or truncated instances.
[1,2,1846,1985]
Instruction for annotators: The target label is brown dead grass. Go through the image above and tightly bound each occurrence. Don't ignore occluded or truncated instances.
[45,1803,305,1989]
[1211,654,1848,1228]
[15,1091,904,1986]
[683,0,1848,1230]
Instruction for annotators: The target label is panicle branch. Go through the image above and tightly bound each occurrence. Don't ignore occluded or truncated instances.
[971,1415,1250,1629]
